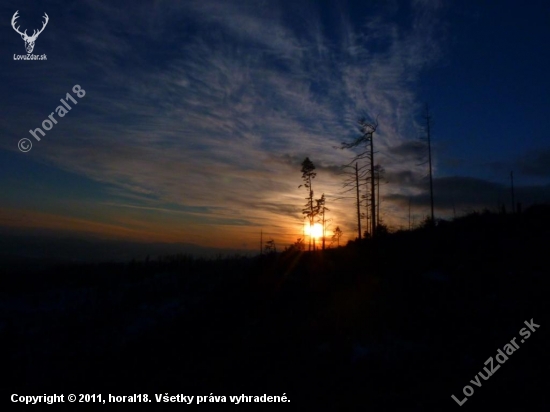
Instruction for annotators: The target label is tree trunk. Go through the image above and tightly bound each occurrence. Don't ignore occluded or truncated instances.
[370,135,376,236]
[355,163,362,240]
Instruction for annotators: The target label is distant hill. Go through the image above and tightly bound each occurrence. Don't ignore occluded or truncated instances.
[0,231,254,271]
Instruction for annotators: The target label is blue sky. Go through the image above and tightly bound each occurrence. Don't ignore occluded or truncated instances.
[1,0,549,249]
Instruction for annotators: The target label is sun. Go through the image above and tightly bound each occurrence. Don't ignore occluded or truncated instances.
[306,223,323,238]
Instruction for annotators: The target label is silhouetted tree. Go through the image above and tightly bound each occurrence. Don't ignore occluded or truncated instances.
[375,221,389,237]
[316,194,329,250]
[340,162,363,240]
[341,118,378,237]
[374,164,385,226]
[299,157,317,251]
[332,226,343,247]
[294,237,305,251]
[285,238,305,252]
[264,239,277,254]
[423,104,435,226]
[510,171,516,214]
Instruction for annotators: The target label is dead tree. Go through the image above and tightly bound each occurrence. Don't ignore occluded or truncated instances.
[339,162,364,240]
[374,164,385,227]
[424,105,435,225]
[341,118,378,237]
[355,164,361,240]
[510,171,515,214]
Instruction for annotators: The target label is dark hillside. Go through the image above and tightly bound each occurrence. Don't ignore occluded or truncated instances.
[2,206,549,409]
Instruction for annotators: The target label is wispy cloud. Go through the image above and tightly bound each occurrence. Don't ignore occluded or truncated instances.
[2,0,452,244]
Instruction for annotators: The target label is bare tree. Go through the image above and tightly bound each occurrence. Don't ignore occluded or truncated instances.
[414,105,435,226]
[341,118,378,237]
[510,171,515,214]
[374,164,385,226]
[424,104,435,225]
[354,163,362,240]
[408,197,412,231]
[339,162,363,240]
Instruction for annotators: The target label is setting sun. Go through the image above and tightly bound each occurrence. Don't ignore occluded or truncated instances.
[306,223,324,238]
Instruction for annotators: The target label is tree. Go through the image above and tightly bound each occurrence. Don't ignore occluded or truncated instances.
[374,221,389,238]
[316,193,329,250]
[341,118,378,237]
[299,157,317,251]
[355,164,362,240]
[285,238,305,253]
[423,104,435,226]
[374,164,385,226]
[264,239,277,254]
[339,162,363,240]
[293,237,305,251]
[332,226,343,247]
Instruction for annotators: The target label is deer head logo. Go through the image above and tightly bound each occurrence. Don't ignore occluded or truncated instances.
[11,11,49,54]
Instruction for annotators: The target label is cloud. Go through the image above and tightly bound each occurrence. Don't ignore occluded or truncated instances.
[388,140,427,159]
[488,147,550,186]
[386,176,550,216]
[517,147,550,178]
[1,0,450,246]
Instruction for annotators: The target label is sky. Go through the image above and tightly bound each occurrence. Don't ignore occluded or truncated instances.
[1,0,549,252]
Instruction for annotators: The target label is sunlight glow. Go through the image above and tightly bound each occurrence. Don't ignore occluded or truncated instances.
[306,223,323,238]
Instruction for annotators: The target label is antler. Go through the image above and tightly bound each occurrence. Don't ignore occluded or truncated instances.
[11,11,28,37]
[11,11,49,40]
[29,13,49,40]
